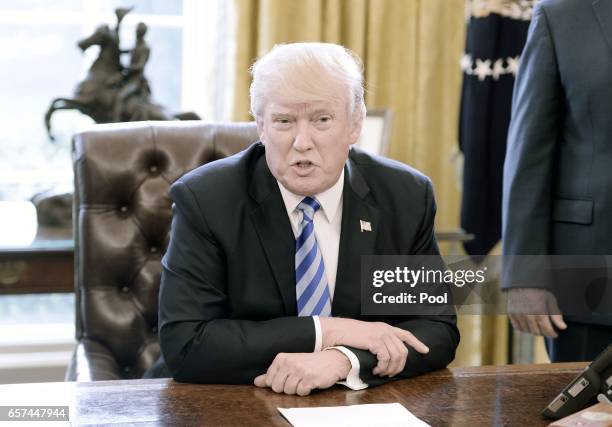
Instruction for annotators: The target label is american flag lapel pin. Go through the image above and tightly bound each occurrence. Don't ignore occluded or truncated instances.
[360,220,372,232]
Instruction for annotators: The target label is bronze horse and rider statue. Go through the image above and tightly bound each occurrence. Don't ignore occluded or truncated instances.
[45,7,199,141]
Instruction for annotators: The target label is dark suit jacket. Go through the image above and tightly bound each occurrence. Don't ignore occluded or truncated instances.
[502,0,612,324]
[158,142,459,385]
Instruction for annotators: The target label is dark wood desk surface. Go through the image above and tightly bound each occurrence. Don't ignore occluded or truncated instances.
[0,216,72,294]
[0,363,586,426]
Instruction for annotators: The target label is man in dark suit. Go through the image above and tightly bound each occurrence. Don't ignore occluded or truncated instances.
[503,0,612,361]
[158,42,459,395]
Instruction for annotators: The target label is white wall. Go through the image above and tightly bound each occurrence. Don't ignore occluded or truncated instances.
[0,323,74,384]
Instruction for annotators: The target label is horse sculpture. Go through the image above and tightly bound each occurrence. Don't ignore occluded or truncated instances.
[44,9,199,141]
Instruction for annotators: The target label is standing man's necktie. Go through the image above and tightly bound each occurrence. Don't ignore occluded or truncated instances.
[295,197,331,317]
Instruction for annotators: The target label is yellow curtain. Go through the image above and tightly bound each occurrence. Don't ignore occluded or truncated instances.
[233,0,507,367]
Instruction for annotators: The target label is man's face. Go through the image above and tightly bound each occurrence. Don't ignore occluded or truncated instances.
[257,95,362,196]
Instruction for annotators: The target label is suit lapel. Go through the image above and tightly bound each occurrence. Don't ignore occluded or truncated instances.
[593,0,612,58]
[332,153,380,317]
[249,147,297,315]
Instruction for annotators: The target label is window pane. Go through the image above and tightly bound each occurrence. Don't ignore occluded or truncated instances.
[118,24,183,112]
[99,0,183,16]
[0,13,184,200]
[0,22,87,174]
[0,0,81,11]
[0,294,75,325]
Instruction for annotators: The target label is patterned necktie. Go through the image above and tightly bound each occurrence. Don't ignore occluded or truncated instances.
[295,197,332,317]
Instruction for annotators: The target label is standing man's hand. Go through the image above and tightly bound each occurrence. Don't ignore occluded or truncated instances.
[507,288,567,337]
[319,318,429,377]
[254,350,351,396]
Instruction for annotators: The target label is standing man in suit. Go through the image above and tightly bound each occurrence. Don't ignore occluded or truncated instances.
[158,42,459,395]
[503,0,612,361]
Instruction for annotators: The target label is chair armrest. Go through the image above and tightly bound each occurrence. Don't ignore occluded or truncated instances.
[65,339,122,381]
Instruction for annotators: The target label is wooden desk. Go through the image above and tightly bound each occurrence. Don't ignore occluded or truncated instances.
[0,224,73,294]
[0,363,585,426]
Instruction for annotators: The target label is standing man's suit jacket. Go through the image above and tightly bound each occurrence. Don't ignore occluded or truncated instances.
[159,142,459,385]
[503,0,612,324]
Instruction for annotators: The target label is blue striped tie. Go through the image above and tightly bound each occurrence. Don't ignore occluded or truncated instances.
[295,197,331,317]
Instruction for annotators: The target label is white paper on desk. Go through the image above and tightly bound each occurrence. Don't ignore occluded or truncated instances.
[278,402,430,427]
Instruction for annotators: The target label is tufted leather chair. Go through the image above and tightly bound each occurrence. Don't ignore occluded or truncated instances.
[65,121,258,381]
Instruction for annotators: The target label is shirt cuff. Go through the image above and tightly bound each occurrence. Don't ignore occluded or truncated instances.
[312,316,322,352]
[325,346,369,390]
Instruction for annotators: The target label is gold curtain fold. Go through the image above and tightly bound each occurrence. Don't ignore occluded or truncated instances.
[233,0,506,367]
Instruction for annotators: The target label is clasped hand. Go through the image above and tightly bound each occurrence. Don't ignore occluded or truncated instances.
[255,318,429,395]
[320,318,429,376]
[254,350,351,396]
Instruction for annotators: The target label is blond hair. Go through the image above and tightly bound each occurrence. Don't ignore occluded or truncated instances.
[250,42,366,121]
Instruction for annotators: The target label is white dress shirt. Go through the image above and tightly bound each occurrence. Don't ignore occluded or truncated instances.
[277,170,368,390]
